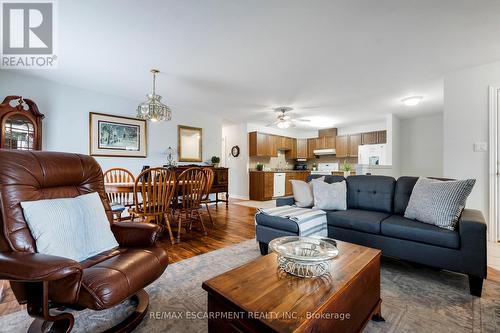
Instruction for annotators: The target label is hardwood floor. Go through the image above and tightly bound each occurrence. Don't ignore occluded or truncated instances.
[158,201,257,263]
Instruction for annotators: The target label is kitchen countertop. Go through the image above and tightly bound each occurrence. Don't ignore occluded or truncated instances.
[249,170,311,173]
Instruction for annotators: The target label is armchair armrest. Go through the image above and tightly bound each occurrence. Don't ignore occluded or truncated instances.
[111,222,160,247]
[458,209,487,278]
[276,196,295,207]
[0,252,82,282]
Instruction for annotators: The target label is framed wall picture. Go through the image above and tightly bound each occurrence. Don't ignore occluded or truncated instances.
[178,125,202,162]
[89,112,147,157]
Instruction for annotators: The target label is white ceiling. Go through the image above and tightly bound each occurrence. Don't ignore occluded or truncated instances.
[8,0,500,128]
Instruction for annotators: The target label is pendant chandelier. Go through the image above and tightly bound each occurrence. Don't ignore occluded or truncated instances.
[136,69,172,122]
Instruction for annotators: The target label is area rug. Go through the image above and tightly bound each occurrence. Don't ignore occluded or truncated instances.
[1,239,499,332]
[234,199,276,209]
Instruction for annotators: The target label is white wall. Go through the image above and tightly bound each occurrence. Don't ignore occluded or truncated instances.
[337,121,386,136]
[386,114,400,176]
[443,61,500,220]
[222,123,249,199]
[399,113,443,177]
[0,71,222,175]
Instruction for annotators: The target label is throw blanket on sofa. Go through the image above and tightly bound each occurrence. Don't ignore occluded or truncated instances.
[257,205,327,237]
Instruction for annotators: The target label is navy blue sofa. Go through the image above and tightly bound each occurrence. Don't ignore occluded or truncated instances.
[255,175,487,297]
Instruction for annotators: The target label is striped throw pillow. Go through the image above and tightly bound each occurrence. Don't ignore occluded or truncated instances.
[404,177,475,230]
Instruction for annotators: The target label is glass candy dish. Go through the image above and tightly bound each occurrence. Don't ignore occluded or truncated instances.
[269,236,339,278]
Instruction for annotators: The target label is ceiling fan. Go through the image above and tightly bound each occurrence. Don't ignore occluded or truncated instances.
[266,107,310,129]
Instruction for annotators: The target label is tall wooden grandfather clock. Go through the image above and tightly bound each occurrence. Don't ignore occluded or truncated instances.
[0,96,44,151]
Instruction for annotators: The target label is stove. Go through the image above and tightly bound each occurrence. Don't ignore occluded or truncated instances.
[310,162,339,175]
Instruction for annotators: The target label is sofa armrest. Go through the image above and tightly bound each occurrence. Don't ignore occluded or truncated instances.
[111,222,160,247]
[276,196,295,207]
[458,209,487,278]
[0,252,82,282]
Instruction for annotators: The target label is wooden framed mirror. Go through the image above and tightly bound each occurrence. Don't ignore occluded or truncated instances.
[178,125,202,162]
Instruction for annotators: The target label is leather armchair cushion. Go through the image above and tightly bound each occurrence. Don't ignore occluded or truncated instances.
[111,222,160,247]
[381,215,460,249]
[327,209,390,234]
[77,246,168,310]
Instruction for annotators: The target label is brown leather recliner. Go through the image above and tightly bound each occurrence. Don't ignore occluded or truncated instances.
[0,150,169,332]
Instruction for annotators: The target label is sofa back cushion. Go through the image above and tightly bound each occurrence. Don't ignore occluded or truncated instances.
[393,176,419,215]
[307,175,345,184]
[346,175,396,213]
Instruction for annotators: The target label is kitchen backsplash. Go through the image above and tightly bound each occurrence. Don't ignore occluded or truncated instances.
[249,150,358,170]
[249,151,292,170]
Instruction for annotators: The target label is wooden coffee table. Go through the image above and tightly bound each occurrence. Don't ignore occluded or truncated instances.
[202,240,382,333]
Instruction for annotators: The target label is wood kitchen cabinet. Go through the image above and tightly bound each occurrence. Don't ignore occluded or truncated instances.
[307,138,316,159]
[285,138,296,159]
[377,130,387,143]
[296,139,308,159]
[249,132,271,157]
[337,134,361,158]
[325,135,336,149]
[335,135,349,158]
[315,137,326,150]
[361,130,387,145]
[249,172,275,200]
[348,133,361,157]
[250,132,296,157]
[361,131,378,145]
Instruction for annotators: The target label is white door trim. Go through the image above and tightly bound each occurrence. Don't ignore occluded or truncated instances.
[488,86,500,242]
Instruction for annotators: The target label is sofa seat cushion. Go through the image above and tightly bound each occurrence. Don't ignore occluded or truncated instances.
[381,215,460,249]
[255,213,299,233]
[327,209,390,234]
[77,246,168,310]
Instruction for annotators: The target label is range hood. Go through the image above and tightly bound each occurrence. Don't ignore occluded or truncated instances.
[313,148,336,156]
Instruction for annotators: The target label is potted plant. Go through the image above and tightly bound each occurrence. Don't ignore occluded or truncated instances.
[342,160,353,177]
[211,156,221,167]
[256,163,264,171]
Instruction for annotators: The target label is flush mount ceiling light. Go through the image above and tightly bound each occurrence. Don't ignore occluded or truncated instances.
[401,96,423,106]
[137,69,172,122]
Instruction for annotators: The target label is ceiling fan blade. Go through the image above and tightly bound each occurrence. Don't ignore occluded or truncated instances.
[291,118,311,123]
[266,120,279,127]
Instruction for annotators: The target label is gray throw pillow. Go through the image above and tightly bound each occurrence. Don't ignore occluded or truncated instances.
[290,176,325,207]
[312,180,347,211]
[404,177,476,230]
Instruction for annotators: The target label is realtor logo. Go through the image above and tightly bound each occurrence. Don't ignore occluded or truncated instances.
[1,0,57,68]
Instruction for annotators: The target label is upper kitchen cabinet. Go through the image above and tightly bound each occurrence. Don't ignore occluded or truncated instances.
[249,132,273,156]
[377,130,387,143]
[361,131,378,145]
[296,138,308,159]
[361,130,387,145]
[285,138,296,159]
[335,135,349,158]
[348,133,361,156]
[307,138,316,159]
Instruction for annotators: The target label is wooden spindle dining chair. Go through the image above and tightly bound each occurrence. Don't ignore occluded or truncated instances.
[129,167,176,244]
[103,168,135,221]
[176,167,208,242]
[201,168,215,226]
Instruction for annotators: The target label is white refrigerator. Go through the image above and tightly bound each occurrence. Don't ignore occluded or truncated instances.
[358,144,388,165]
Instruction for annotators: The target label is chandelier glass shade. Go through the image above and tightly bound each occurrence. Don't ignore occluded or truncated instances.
[137,69,172,122]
